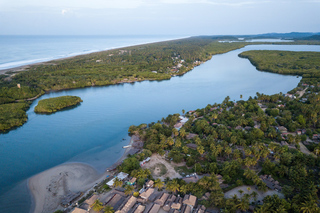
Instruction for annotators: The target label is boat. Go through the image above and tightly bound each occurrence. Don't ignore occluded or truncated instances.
[123,145,132,148]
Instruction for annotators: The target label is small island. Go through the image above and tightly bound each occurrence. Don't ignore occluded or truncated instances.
[34,96,82,114]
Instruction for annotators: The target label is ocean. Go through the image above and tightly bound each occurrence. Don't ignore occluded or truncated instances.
[0,35,184,70]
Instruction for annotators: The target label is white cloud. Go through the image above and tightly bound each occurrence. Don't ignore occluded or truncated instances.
[158,0,270,6]
[61,9,69,15]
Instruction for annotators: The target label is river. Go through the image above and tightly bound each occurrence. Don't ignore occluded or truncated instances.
[1,44,320,212]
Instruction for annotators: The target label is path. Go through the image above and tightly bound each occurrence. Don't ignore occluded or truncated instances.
[224,185,284,203]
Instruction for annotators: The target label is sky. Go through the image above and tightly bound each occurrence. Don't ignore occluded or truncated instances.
[0,0,319,36]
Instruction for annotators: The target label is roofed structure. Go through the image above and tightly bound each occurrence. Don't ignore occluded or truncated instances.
[115,196,137,213]
[140,188,154,200]
[183,194,197,207]
[154,192,169,206]
[71,207,88,213]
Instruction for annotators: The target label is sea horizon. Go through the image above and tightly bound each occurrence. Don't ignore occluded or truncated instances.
[0,35,189,71]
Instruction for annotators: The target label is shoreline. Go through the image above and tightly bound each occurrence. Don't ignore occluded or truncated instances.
[28,136,136,213]
[0,36,190,75]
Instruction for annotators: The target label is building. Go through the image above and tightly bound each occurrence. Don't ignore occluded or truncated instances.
[107,172,129,187]
[61,191,82,207]
[145,203,161,213]
[140,188,154,200]
[146,180,154,188]
[127,177,136,185]
[80,194,98,211]
[115,196,137,213]
[71,207,88,213]
[154,192,169,206]
[183,194,197,207]
[104,193,127,211]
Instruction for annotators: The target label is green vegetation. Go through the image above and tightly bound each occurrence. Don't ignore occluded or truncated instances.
[129,91,320,211]
[239,50,320,85]
[0,37,248,132]
[34,96,82,114]
[0,102,30,132]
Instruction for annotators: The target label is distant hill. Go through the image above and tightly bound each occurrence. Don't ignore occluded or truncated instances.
[299,35,320,40]
[251,32,320,39]
[198,32,320,41]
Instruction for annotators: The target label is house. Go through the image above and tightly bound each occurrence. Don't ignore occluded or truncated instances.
[312,134,320,140]
[132,204,146,213]
[182,175,199,183]
[104,193,126,211]
[296,130,302,135]
[140,157,151,166]
[186,133,198,140]
[186,143,197,150]
[183,194,197,207]
[194,205,206,213]
[180,204,192,213]
[107,172,129,187]
[278,126,288,133]
[61,191,82,207]
[71,207,88,213]
[146,180,154,188]
[145,203,161,213]
[140,188,154,200]
[154,192,169,206]
[163,195,177,211]
[115,196,137,213]
[127,177,136,185]
[80,194,98,211]
[174,123,183,129]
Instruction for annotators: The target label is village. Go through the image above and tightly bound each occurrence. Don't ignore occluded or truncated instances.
[54,82,320,213]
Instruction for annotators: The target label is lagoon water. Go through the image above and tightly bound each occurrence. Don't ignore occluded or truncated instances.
[1,42,320,212]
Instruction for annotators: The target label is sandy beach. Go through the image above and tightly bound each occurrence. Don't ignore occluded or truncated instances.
[28,137,137,213]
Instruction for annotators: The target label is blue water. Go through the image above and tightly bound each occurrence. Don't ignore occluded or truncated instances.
[0,35,183,70]
[0,39,320,213]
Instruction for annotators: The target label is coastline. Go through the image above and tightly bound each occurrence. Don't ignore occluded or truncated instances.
[0,36,189,75]
[28,136,136,213]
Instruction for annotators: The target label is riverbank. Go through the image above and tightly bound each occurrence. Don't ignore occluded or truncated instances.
[28,137,137,213]
[1,44,316,213]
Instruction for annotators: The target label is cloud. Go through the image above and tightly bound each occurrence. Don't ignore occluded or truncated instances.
[61,9,69,15]
[158,0,270,6]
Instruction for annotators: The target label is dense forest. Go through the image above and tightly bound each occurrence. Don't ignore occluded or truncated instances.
[239,51,320,85]
[128,91,320,212]
[34,96,82,114]
[0,37,248,132]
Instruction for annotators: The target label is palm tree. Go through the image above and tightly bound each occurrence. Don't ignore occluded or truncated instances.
[236,198,250,212]
[113,177,123,188]
[300,199,319,213]
[225,146,232,158]
[91,199,104,212]
[238,189,244,196]
[175,138,181,148]
[167,137,174,146]
[182,109,185,115]
[180,128,186,138]
[197,145,205,155]
[179,184,188,195]
[124,185,134,195]
[251,191,258,203]
[154,178,164,190]
[104,205,114,213]
[166,179,180,193]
